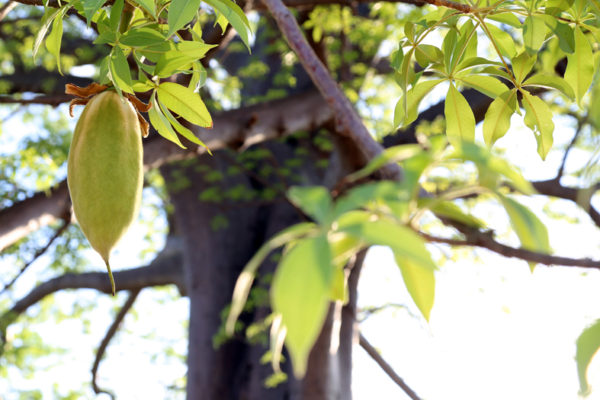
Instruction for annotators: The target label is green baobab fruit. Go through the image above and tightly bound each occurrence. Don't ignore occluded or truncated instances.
[67,90,143,295]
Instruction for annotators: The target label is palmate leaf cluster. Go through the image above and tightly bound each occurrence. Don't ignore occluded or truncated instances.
[33,0,252,149]
[19,0,600,395]
[227,0,600,392]
[393,0,598,160]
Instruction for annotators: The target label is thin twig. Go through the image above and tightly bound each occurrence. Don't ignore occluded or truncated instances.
[91,289,142,399]
[261,0,402,181]
[420,231,600,269]
[556,116,586,180]
[0,1,16,22]
[359,333,423,400]
[1,218,70,294]
[421,0,471,13]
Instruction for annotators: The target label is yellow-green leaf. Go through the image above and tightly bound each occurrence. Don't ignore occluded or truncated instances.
[271,236,333,378]
[394,256,435,321]
[576,319,600,396]
[521,90,554,160]
[148,95,186,148]
[157,82,212,127]
[511,52,536,84]
[523,15,548,55]
[394,79,444,128]
[158,101,210,151]
[458,75,510,99]
[522,73,575,100]
[109,46,134,94]
[483,89,517,147]
[45,12,63,75]
[499,194,550,259]
[565,27,594,105]
[445,83,475,146]
[167,0,201,37]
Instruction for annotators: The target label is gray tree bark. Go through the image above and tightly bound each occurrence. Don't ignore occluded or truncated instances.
[164,133,362,399]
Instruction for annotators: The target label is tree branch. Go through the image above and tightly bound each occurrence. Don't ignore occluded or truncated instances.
[0,218,70,294]
[531,179,600,228]
[359,333,423,400]
[0,94,74,106]
[0,89,333,251]
[421,0,470,13]
[0,180,71,253]
[420,231,600,269]
[0,250,183,340]
[262,0,402,180]
[91,289,141,400]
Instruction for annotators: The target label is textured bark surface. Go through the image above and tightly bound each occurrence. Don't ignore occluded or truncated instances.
[164,133,362,399]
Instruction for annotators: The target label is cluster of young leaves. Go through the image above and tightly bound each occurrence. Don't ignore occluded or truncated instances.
[32,0,252,148]
[392,0,599,160]
[224,134,549,379]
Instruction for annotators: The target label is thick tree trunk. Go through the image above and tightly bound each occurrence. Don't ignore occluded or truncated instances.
[163,133,363,399]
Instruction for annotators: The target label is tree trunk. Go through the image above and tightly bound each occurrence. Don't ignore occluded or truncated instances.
[163,133,363,399]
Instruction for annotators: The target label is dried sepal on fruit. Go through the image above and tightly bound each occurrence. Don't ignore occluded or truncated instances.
[66,84,149,295]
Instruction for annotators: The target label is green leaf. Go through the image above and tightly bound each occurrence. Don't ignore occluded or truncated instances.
[486,12,522,28]
[499,194,550,257]
[109,0,124,31]
[329,232,363,270]
[189,62,207,90]
[450,142,534,194]
[445,83,475,146]
[33,7,64,61]
[455,56,503,72]
[414,44,443,68]
[155,41,216,77]
[424,200,484,228]
[552,22,575,53]
[120,27,166,47]
[157,82,212,127]
[226,222,318,335]
[332,181,408,219]
[167,0,201,37]
[393,256,435,321]
[565,27,594,105]
[521,90,555,160]
[158,101,210,151]
[45,11,64,74]
[131,0,156,18]
[485,23,517,58]
[483,89,517,146]
[390,46,404,71]
[394,79,444,128]
[576,319,600,396]
[523,15,548,55]
[457,75,509,99]
[340,218,437,272]
[204,0,252,50]
[82,0,105,25]
[109,46,134,93]
[287,186,333,224]
[511,52,536,84]
[148,95,186,148]
[339,217,436,320]
[345,144,422,183]
[329,265,348,303]
[522,73,575,100]
[271,235,333,378]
